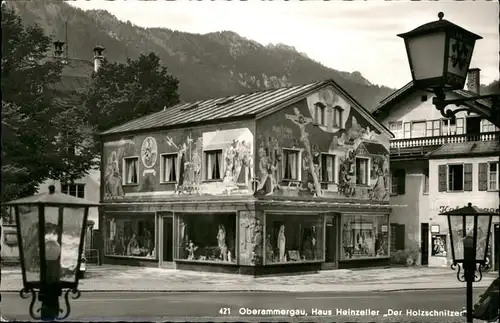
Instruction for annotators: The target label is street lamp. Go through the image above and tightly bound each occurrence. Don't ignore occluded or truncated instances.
[439,202,495,323]
[3,185,99,321]
[398,12,500,127]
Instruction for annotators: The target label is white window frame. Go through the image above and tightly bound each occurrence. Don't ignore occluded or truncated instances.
[447,164,464,192]
[122,156,140,185]
[320,153,337,183]
[61,183,85,198]
[355,157,371,186]
[160,153,179,184]
[204,149,223,181]
[388,121,403,139]
[282,148,302,182]
[410,120,426,138]
[481,120,497,133]
[488,162,499,191]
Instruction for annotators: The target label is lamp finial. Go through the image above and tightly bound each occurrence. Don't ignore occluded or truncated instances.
[438,12,444,20]
[467,202,472,207]
[49,185,56,194]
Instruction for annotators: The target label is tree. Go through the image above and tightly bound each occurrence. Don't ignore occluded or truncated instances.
[84,52,180,135]
[1,5,94,204]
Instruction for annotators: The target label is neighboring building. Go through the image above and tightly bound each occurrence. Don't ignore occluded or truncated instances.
[98,79,396,274]
[372,68,500,271]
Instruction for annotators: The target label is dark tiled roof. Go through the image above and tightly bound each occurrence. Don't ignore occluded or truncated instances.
[427,141,500,158]
[101,78,389,136]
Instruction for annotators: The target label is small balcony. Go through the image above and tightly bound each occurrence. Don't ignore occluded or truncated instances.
[390,131,500,149]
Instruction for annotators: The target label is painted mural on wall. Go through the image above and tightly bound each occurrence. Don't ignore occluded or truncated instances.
[103,139,135,199]
[102,125,254,199]
[255,86,390,201]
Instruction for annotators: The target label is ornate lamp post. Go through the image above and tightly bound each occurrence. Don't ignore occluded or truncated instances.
[3,185,99,321]
[398,12,499,127]
[439,203,495,323]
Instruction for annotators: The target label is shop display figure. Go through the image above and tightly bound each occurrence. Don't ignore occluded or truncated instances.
[186,240,198,260]
[266,234,274,262]
[278,225,286,262]
[217,224,228,261]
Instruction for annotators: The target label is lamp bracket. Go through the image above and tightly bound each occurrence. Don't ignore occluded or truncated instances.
[450,262,485,283]
[432,90,500,127]
[20,287,81,320]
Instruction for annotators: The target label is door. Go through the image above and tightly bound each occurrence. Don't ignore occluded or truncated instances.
[160,216,174,268]
[421,223,429,266]
[494,224,499,271]
[323,215,338,269]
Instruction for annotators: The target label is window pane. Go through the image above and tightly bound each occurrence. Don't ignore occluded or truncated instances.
[69,184,77,197]
[410,122,426,138]
[264,213,324,264]
[77,184,85,198]
[175,213,237,263]
[341,214,389,260]
[104,214,156,259]
[61,184,68,194]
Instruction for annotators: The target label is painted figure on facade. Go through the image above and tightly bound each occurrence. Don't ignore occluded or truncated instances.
[251,219,263,265]
[217,224,228,261]
[278,224,286,262]
[255,144,279,195]
[370,156,389,200]
[285,108,323,196]
[141,137,158,169]
[104,151,124,198]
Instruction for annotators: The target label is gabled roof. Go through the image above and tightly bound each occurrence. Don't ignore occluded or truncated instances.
[372,81,494,118]
[101,78,393,138]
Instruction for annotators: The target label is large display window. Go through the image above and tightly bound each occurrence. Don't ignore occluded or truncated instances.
[175,213,237,264]
[264,213,324,264]
[341,214,389,260]
[103,213,157,259]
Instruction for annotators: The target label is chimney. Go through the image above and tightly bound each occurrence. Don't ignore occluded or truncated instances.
[53,40,65,60]
[466,68,481,94]
[93,45,105,73]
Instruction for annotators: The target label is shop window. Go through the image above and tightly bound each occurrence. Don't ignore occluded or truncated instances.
[104,213,156,259]
[61,183,85,198]
[333,106,343,128]
[282,149,300,181]
[264,213,324,264]
[204,150,222,180]
[175,213,236,264]
[355,157,369,185]
[423,168,429,194]
[341,214,389,260]
[314,102,326,126]
[488,162,499,191]
[388,121,403,139]
[161,153,178,183]
[123,157,139,185]
[320,154,335,183]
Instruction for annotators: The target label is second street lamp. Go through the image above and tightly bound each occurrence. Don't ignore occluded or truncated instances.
[398,12,500,127]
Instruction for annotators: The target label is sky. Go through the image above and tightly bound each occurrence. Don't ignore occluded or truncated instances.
[68,0,499,89]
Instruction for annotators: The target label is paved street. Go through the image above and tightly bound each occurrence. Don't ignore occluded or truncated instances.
[1,289,489,322]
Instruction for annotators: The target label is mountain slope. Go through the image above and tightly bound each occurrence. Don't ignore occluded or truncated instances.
[8,0,396,110]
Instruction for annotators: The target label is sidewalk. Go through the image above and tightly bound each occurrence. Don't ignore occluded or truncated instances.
[1,266,497,292]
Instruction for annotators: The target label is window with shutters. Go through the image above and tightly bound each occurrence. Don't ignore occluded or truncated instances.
[488,162,499,191]
[447,164,466,191]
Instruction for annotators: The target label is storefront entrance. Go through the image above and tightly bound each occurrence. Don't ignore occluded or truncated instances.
[323,215,338,269]
[160,215,174,268]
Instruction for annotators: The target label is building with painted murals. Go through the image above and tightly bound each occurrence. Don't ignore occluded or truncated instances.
[98,79,398,274]
[372,68,500,271]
